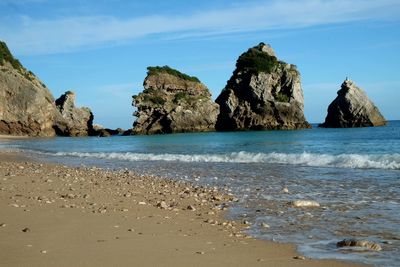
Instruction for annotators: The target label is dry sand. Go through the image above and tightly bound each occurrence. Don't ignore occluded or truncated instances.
[0,151,365,267]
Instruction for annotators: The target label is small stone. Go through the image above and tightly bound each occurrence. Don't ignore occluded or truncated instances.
[127,228,134,232]
[187,205,196,211]
[157,201,169,210]
[293,256,306,260]
[22,227,30,232]
[0,223,6,227]
[196,251,205,255]
[40,250,47,254]
[138,201,146,205]
[261,222,270,228]
[213,195,223,201]
[290,200,320,208]
[243,220,250,225]
[282,187,289,193]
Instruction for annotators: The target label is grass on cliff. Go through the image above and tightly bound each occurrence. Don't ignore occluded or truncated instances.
[236,47,280,74]
[147,66,200,83]
[0,41,23,70]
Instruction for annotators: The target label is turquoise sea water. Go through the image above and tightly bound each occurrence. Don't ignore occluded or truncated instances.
[1,121,400,266]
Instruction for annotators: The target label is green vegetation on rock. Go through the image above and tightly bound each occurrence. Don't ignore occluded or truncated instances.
[275,92,290,103]
[236,47,280,74]
[0,41,23,70]
[147,66,200,83]
[143,94,166,106]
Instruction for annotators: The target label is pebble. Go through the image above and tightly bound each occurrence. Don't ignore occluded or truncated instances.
[196,251,205,255]
[293,255,306,260]
[290,200,320,208]
[261,222,270,228]
[187,205,196,211]
[0,223,6,227]
[40,250,47,254]
[138,201,146,205]
[22,227,30,232]
[282,187,289,193]
[157,201,169,210]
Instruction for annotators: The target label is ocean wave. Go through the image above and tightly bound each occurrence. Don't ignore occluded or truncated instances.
[49,151,400,170]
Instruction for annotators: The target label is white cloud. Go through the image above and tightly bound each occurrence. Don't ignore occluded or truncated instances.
[1,0,399,55]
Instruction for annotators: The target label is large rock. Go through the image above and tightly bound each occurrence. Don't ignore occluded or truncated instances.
[215,43,310,131]
[0,41,60,136]
[54,91,94,136]
[0,41,94,137]
[132,66,219,134]
[337,239,382,251]
[319,79,386,128]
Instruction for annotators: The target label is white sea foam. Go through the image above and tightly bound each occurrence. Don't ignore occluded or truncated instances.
[51,151,400,170]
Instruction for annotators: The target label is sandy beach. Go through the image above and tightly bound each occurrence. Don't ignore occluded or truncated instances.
[0,151,365,267]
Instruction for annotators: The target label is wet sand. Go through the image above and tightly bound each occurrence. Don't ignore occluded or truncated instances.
[0,150,365,267]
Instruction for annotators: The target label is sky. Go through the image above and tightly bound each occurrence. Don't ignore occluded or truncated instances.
[1,0,399,129]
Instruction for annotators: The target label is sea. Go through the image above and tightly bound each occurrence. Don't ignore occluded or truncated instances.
[1,121,399,266]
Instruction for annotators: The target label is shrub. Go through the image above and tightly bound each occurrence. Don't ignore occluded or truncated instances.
[0,41,23,70]
[275,92,290,103]
[143,95,166,105]
[173,92,189,103]
[147,66,200,83]
[236,48,280,74]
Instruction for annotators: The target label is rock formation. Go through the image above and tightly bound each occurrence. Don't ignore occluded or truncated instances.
[54,91,94,136]
[319,79,386,128]
[0,41,60,136]
[132,66,219,134]
[337,239,382,251]
[0,40,95,137]
[215,43,310,131]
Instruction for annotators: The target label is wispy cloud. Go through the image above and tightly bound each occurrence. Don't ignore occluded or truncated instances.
[1,0,399,55]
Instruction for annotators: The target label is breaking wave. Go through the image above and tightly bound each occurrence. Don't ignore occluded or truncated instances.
[50,151,400,170]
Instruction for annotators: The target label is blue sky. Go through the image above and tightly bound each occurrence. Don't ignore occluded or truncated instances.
[1,0,399,129]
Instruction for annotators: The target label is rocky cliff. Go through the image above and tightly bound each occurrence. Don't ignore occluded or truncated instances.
[0,41,60,136]
[0,41,94,137]
[132,66,219,134]
[215,43,310,131]
[319,79,386,128]
[54,91,94,136]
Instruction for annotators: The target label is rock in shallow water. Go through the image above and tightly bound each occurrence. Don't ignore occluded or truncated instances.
[290,200,320,208]
[132,66,219,134]
[215,42,310,131]
[336,239,382,251]
[319,79,386,128]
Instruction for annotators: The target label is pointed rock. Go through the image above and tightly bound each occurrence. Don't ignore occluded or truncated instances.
[215,42,310,131]
[54,91,94,136]
[319,79,386,128]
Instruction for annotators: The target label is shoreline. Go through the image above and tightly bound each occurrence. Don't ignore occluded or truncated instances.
[0,150,365,266]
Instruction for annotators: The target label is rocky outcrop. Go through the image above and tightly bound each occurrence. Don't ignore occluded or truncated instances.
[54,91,94,136]
[215,43,310,131]
[0,41,60,136]
[319,79,386,128]
[132,66,219,134]
[0,41,95,137]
